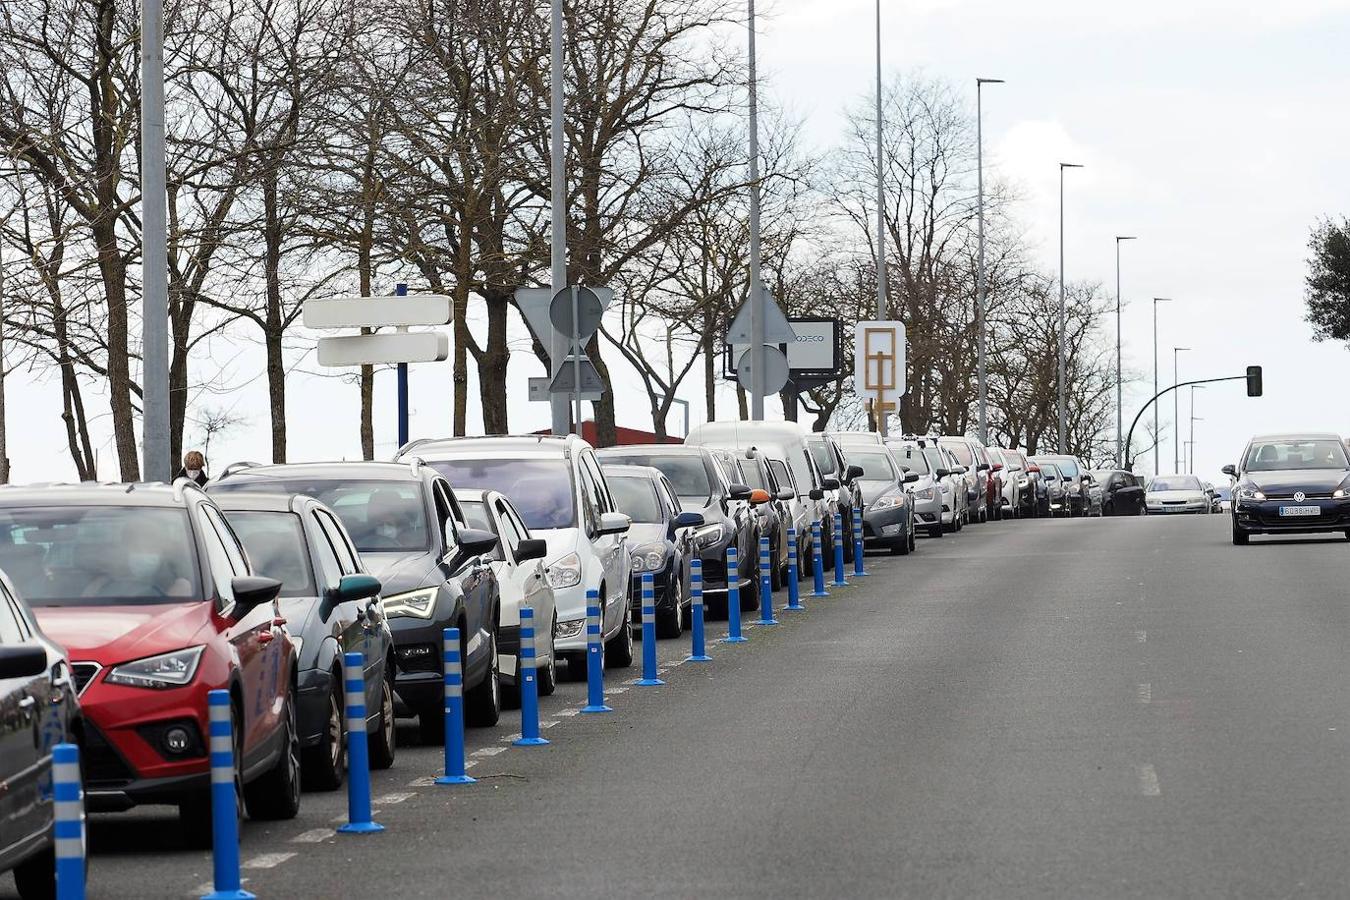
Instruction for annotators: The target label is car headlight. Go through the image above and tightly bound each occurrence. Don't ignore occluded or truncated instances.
[1067,484,1081,495]
[1236,486,1265,502]
[692,523,726,550]
[870,492,907,511]
[383,587,439,618]
[546,552,582,589]
[1017,478,1029,488]
[106,646,205,690]
[909,486,936,501]
[554,618,584,640]
[1335,488,1348,499]
[288,635,304,660]
[630,544,668,573]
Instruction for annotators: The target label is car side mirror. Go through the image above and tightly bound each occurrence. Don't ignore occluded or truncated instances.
[1026,464,1041,473]
[991,463,1003,472]
[598,511,631,536]
[953,466,968,475]
[809,488,825,501]
[821,476,841,491]
[0,644,48,679]
[903,473,920,484]
[775,488,795,501]
[230,575,282,618]
[727,483,752,501]
[748,488,771,505]
[457,527,500,560]
[1221,464,1236,477]
[333,573,382,603]
[935,468,951,478]
[516,538,548,562]
[673,511,705,529]
[846,464,864,481]
[977,463,990,472]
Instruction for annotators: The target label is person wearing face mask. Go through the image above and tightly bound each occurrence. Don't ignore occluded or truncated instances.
[176,450,208,486]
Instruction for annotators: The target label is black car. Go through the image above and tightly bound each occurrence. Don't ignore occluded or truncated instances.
[1091,469,1146,516]
[595,445,757,615]
[725,448,795,586]
[0,571,81,900]
[1225,433,1350,545]
[212,461,502,742]
[807,434,864,561]
[847,446,918,554]
[599,464,703,637]
[213,491,397,789]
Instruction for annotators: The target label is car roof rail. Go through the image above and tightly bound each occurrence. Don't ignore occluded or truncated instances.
[171,476,207,503]
[218,461,263,479]
[395,437,433,459]
[407,456,427,479]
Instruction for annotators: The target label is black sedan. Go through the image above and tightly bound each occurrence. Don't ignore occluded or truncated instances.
[846,446,918,554]
[1091,469,1147,516]
[1225,433,1350,545]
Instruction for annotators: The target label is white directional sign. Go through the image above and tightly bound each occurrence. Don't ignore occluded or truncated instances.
[853,321,906,415]
[529,377,601,403]
[304,295,451,329]
[318,332,449,366]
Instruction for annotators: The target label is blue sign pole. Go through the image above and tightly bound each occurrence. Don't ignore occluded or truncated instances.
[853,506,867,576]
[757,535,778,626]
[636,574,664,685]
[811,521,829,598]
[337,652,384,834]
[832,512,848,587]
[203,690,253,899]
[395,282,409,447]
[514,606,550,744]
[53,743,85,900]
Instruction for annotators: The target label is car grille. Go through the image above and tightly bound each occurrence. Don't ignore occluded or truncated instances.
[1263,491,1332,500]
[82,720,137,787]
[72,662,101,695]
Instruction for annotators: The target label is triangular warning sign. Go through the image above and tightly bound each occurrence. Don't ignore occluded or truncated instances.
[726,289,797,345]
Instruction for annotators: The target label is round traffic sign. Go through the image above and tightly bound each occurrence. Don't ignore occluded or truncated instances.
[736,345,790,396]
[549,286,604,342]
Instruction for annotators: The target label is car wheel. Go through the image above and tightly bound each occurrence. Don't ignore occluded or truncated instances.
[1231,519,1249,545]
[367,663,397,770]
[245,689,301,821]
[179,701,243,847]
[892,535,909,556]
[538,613,558,697]
[465,626,502,727]
[930,525,945,538]
[604,595,635,668]
[656,574,684,639]
[301,673,346,791]
[417,709,444,745]
[13,845,69,900]
[564,653,588,681]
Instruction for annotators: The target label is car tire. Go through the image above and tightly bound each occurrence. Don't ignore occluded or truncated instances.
[245,689,301,821]
[1231,519,1249,545]
[770,547,782,591]
[536,613,559,697]
[180,701,243,847]
[891,535,909,555]
[301,674,346,791]
[930,525,945,538]
[656,575,684,639]
[604,596,635,668]
[465,626,502,727]
[367,663,397,771]
[13,845,68,900]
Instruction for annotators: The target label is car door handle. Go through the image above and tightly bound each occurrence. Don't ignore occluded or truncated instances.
[258,630,275,644]
[18,696,36,711]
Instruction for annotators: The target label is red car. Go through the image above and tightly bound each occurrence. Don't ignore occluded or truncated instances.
[0,482,301,846]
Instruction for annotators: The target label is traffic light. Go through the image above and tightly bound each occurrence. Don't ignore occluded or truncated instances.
[1246,365,1263,397]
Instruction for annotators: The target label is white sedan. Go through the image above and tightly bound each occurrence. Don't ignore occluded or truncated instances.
[1144,474,1211,515]
[456,489,559,698]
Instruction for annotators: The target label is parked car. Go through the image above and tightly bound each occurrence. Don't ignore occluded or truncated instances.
[1029,458,1068,516]
[893,438,962,534]
[1084,472,1104,516]
[595,444,755,615]
[808,433,865,560]
[0,482,299,846]
[887,441,945,538]
[1214,484,1233,512]
[392,435,632,677]
[845,446,918,554]
[1145,474,1211,515]
[939,437,992,523]
[597,465,703,637]
[453,490,555,701]
[935,443,971,529]
[0,570,81,899]
[1091,469,1147,516]
[1226,433,1350,544]
[213,491,397,790]
[725,447,794,586]
[705,448,782,588]
[1038,454,1092,517]
[1004,449,1040,517]
[212,460,504,742]
[827,431,886,449]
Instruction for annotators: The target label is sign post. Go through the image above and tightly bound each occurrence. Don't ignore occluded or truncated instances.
[853,321,906,435]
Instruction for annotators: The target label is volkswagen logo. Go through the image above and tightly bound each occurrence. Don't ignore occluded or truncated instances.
[1293,491,1306,503]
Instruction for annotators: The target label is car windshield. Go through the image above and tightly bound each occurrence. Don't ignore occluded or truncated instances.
[1148,476,1203,492]
[602,454,712,501]
[807,440,838,476]
[891,446,930,475]
[768,459,794,493]
[427,458,575,530]
[215,478,431,552]
[942,441,974,466]
[922,448,945,473]
[1036,463,1060,479]
[225,511,316,598]
[0,506,203,606]
[607,476,664,523]
[1243,439,1349,472]
[1052,458,1081,478]
[850,451,898,481]
[738,459,767,491]
[458,500,494,533]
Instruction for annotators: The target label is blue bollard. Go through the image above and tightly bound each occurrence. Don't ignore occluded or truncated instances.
[338,652,384,834]
[724,545,748,643]
[811,521,829,597]
[686,559,711,661]
[784,528,803,610]
[636,573,664,685]
[757,535,779,626]
[436,628,475,784]
[580,589,611,713]
[513,606,550,745]
[832,512,848,587]
[853,506,868,577]
[53,743,84,900]
[203,690,253,899]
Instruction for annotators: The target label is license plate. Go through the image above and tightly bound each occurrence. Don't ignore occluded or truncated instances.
[1278,505,1320,517]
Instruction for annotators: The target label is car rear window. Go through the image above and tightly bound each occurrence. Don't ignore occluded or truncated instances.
[607,476,664,523]
[214,478,431,552]
[425,459,576,531]
[225,511,316,598]
[890,446,930,474]
[0,506,203,606]
[941,441,974,466]
[600,454,712,502]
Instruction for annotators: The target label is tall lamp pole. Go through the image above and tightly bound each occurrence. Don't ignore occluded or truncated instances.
[1151,297,1171,474]
[548,0,570,435]
[141,0,170,479]
[873,0,887,434]
[975,77,1003,446]
[746,0,765,420]
[1172,346,1191,473]
[1057,162,1083,453]
[1114,236,1136,465]
[1188,384,1204,474]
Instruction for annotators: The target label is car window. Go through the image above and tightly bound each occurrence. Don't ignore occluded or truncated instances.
[1243,439,1349,472]
[494,500,527,558]
[738,458,768,491]
[849,450,898,481]
[658,475,682,513]
[216,478,432,552]
[1148,475,1203,491]
[807,440,837,476]
[197,509,239,604]
[225,511,317,598]
[608,475,664,524]
[0,591,27,644]
[892,446,930,474]
[428,459,576,531]
[459,500,506,561]
[315,509,359,574]
[308,512,345,588]
[581,452,616,513]
[942,441,974,466]
[600,453,714,501]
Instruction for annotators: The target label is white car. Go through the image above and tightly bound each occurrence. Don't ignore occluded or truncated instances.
[396,435,634,676]
[1145,474,1211,514]
[455,489,558,698]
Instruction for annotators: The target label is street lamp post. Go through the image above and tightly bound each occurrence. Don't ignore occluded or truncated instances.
[1151,298,1171,475]
[1172,346,1191,474]
[975,77,1003,447]
[1057,162,1083,454]
[1188,384,1204,474]
[747,0,764,420]
[1114,236,1136,465]
[873,0,887,435]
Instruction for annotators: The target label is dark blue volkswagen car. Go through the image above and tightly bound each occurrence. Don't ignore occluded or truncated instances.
[1224,433,1350,545]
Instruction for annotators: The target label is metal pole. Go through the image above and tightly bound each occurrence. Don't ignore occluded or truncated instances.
[141,0,170,482]
[873,1,887,437]
[747,0,764,420]
[1114,236,1135,466]
[975,78,1002,447]
[548,0,569,436]
[396,283,409,447]
[1172,347,1190,474]
[1188,386,1197,474]
[571,286,582,434]
[1151,297,1170,475]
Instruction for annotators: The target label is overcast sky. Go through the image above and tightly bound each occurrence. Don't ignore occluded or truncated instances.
[5,0,1350,483]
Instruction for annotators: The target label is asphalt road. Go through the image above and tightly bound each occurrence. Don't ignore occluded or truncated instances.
[13,515,1350,898]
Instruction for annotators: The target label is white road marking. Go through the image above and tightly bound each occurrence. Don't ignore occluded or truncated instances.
[1137,683,1152,704]
[408,775,438,787]
[500,732,521,743]
[554,708,579,717]
[1136,764,1161,796]
[1135,630,1148,643]
[472,746,506,758]
[609,686,629,695]
[290,828,336,843]
[374,792,415,805]
[540,719,559,729]
[244,852,296,869]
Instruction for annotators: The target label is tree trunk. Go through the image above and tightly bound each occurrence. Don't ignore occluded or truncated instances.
[452,274,471,436]
[479,291,510,434]
[263,172,286,463]
[703,306,716,420]
[94,225,138,480]
[168,295,192,469]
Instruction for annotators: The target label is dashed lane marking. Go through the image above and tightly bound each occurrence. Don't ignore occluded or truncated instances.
[244,852,297,869]
[290,828,336,843]
[1135,630,1148,643]
[540,720,559,729]
[1136,764,1161,796]
[472,746,507,758]
[374,792,415,805]
[554,708,579,717]
[1137,683,1152,704]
